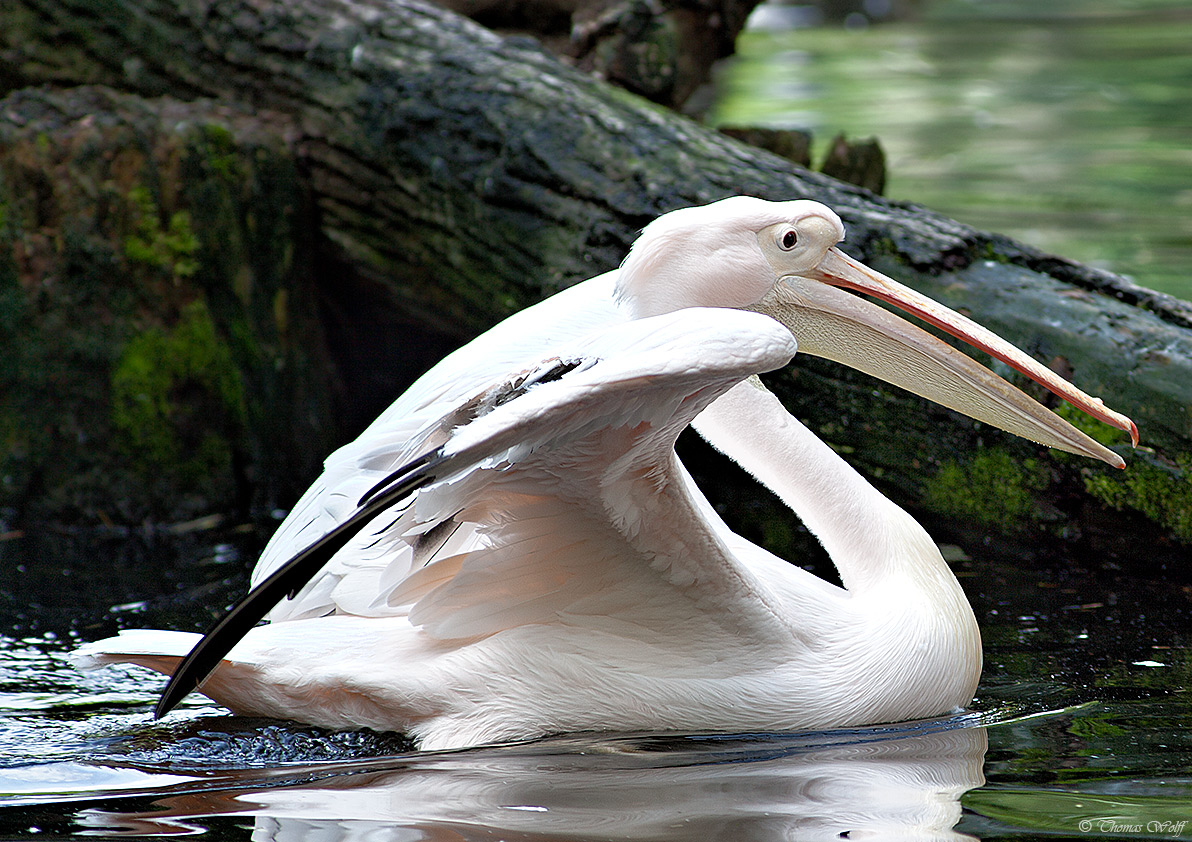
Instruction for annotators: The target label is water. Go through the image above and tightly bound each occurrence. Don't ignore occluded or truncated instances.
[1,528,1189,840]
[711,0,1192,301]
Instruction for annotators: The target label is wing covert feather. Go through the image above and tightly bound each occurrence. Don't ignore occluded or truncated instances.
[261,306,802,632]
[156,308,799,716]
[251,274,623,619]
[368,308,801,641]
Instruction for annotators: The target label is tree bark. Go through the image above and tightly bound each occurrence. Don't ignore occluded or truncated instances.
[0,88,339,524]
[1,0,1189,565]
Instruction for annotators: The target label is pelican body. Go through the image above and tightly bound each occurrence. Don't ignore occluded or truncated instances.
[78,198,1136,750]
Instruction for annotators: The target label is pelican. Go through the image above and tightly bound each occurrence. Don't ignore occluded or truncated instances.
[78,197,1136,750]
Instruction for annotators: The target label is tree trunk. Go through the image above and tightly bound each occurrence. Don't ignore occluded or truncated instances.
[0,88,339,524]
[1,0,1189,566]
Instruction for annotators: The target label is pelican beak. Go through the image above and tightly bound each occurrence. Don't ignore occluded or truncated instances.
[755,246,1137,468]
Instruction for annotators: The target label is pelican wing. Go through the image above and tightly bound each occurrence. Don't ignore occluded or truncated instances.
[158,308,800,716]
[248,274,624,616]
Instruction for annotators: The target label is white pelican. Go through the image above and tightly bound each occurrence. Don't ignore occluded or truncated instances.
[78,197,1136,750]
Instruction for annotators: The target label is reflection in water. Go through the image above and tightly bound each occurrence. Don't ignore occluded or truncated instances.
[75,721,987,840]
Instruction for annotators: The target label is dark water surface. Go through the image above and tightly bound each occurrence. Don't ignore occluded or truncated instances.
[1,525,1189,840]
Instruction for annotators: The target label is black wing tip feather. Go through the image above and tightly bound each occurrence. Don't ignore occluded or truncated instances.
[357,358,595,512]
[491,357,591,407]
[155,355,596,718]
[358,449,444,508]
[155,450,449,719]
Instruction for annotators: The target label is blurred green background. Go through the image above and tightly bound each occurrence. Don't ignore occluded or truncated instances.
[712,0,1192,301]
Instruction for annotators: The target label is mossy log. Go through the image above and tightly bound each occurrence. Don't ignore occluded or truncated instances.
[1,0,1190,568]
[0,89,338,523]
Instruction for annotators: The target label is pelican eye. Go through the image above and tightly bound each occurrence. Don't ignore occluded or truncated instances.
[780,229,799,250]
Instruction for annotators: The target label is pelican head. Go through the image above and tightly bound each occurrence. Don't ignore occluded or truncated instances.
[617,197,843,316]
[615,196,1136,467]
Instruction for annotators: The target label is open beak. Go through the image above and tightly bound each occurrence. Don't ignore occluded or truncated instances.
[755,246,1137,468]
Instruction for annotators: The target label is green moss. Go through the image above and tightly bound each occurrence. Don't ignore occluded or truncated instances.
[1067,715,1127,740]
[1054,401,1131,448]
[198,122,244,182]
[111,328,174,464]
[110,299,245,486]
[1084,454,1192,542]
[924,449,1048,531]
[123,186,199,279]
